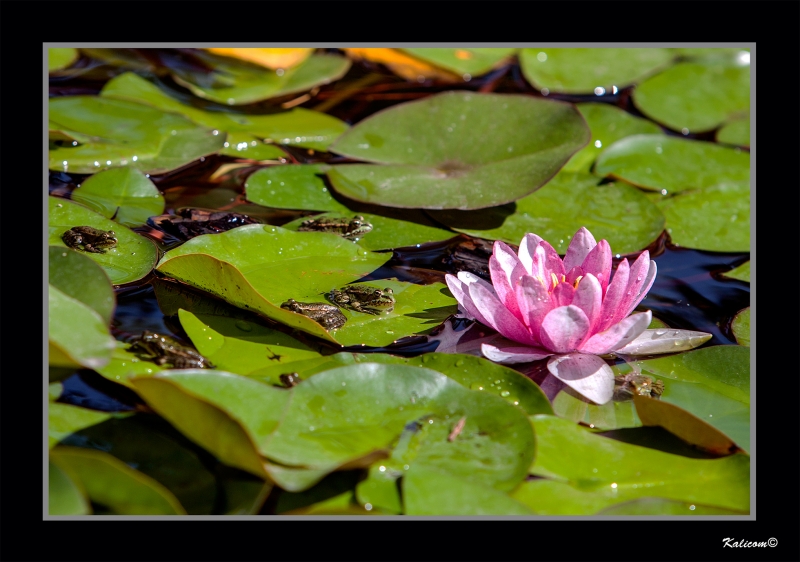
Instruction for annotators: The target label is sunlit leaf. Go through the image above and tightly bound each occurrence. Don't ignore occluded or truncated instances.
[328,91,590,210]
[49,285,116,370]
[71,166,165,228]
[205,48,314,70]
[49,48,78,72]
[598,497,746,515]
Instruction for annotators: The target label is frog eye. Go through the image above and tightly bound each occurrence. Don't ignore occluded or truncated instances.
[108,231,116,236]
[353,215,364,221]
[383,288,393,294]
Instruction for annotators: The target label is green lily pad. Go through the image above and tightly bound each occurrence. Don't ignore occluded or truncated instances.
[598,497,746,515]
[94,341,169,388]
[674,48,750,63]
[49,246,115,325]
[327,91,590,210]
[633,62,750,133]
[400,48,517,77]
[402,465,533,515]
[170,50,351,106]
[550,387,641,430]
[562,103,663,173]
[595,134,750,194]
[101,72,348,152]
[429,172,665,255]
[629,345,750,451]
[156,225,457,347]
[49,95,226,174]
[70,167,165,228]
[722,261,750,283]
[49,460,90,515]
[178,309,324,375]
[518,48,674,94]
[48,402,114,449]
[731,307,750,347]
[655,182,750,252]
[49,285,116,370]
[49,197,159,285]
[716,117,750,147]
[519,415,749,513]
[49,48,78,72]
[50,446,186,515]
[355,464,403,514]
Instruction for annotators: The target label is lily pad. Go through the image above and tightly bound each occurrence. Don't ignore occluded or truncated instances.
[633,62,750,133]
[205,48,314,70]
[595,134,750,194]
[49,246,115,325]
[94,341,169,388]
[170,50,351,106]
[429,172,665,255]
[598,497,746,515]
[177,309,324,375]
[562,103,663,173]
[49,285,116,370]
[629,345,750,451]
[49,460,90,515]
[50,446,186,515]
[49,48,78,72]
[518,48,674,94]
[731,307,750,347]
[519,415,749,513]
[399,48,517,77]
[716,117,750,147]
[722,261,750,283]
[48,402,114,449]
[655,182,750,252]
[327,91,590,210]
[156,225,457,347]
[48,197,159,285]
[101,72,347,152]
[71,166,165,228]
[49,95,226,174]
[674,48,750,63]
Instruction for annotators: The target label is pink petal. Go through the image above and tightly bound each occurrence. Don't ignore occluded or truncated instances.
[517,233,544,275]
[616,251,654,321]
[481,342,552,364]
[551,281,575,308]
[530,241,565,284]
[468,280,537,345]
[515,275,552,344]
[580,240,611,296]
[563,227,597,271]
[572,273,602,334]
[623,259,657,318]
[547,353,615,405]
[489,242,526,321]
[565,265,583,285]
[596,258,629,333]
[540,305,591,354]
[445,273,493,328]
[578,310,652,355]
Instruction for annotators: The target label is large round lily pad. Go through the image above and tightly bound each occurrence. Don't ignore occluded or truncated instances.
[632,61,750,133]
[71,166,165,228]
[518,48,674,94]
[594,134,750,194]
[429,171,665,255]
[49,197,159,285]
[49,96,226,174]
[327,91,590,210]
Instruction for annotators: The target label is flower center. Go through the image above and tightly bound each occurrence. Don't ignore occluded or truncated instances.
[537,273,584,292]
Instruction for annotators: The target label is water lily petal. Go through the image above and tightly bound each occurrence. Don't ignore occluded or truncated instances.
[547,353,615,405]
[515,274,551,344]
[579,310,652,355]
[622,258,657,319]
[565,265,583,285]
[580,239,611,295]
[596,258,630,333]
[530,241,565,285]
[563,227,597,271]
[468,280,537,345]
[489,242,525,321]
[481,342,552,364]
[551,281,575,308]
[447,272,495,328]
[614,328,712,356]
[616,251,654,320]
[518,233,544,275]
[572,273,602,334]
[540,305,591,353]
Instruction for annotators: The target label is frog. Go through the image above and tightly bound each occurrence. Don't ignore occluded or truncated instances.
[279,373,301,388]
[127,330,213,369]
[613,373,665,401]
[297,215,373,240]
[280,299,347,330]
[328,285,395,315]
[62,226,118,253]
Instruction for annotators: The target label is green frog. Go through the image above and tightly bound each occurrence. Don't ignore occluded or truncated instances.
[280,299,347,330]
[298,215,373,240]
[613,373,665,400]
[279,373,301,388]
[328,285,395,315]
[62,226,118,253]
[127,331,213,369]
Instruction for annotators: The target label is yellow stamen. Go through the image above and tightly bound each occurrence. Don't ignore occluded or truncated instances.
[551,272,558,290]
[573,275,583,289]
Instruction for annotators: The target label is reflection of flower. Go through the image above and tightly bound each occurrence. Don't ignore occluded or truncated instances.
[445,227,656,404]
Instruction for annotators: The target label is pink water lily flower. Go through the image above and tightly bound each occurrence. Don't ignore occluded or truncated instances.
[445,227,657,404]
